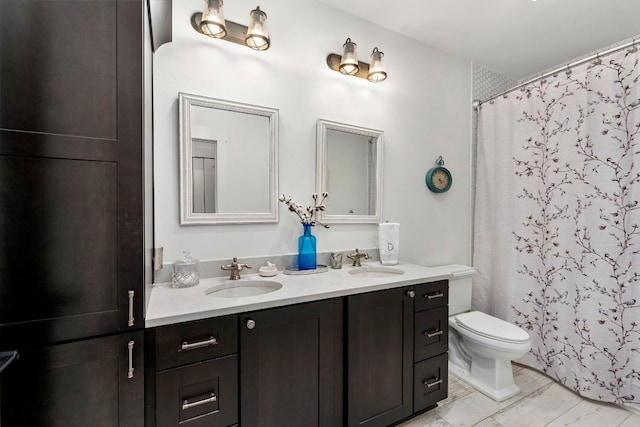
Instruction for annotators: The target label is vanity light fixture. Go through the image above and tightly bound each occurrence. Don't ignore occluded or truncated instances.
[327,38,387,83]
[245,7,269,50]
[367,48,387,82]
[198,0,226,38]
[191,0,270,51]
[339,38,359,75]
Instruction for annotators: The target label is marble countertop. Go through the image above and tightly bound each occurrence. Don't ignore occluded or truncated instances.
[145,262,474,327]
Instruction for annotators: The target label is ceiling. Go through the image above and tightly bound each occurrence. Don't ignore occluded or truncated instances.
[317,0,640,80]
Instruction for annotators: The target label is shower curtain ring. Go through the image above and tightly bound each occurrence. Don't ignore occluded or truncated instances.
[565,65,572,77]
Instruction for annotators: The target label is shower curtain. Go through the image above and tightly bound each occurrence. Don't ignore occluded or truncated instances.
[474,47,640,411]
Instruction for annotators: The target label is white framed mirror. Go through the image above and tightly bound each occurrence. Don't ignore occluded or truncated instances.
[179,93,279,224]
[316,119,383,224]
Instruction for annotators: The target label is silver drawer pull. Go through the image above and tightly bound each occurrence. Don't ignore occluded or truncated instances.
[181,336,218,351]
[424,329,444,338]
[425,291,444,300]
[127,341,135,379]
[423,377,443,388]
[182,393,217,410]
[128,290,135,326]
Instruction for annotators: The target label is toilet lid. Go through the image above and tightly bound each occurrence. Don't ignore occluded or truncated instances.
[455,311,530,344]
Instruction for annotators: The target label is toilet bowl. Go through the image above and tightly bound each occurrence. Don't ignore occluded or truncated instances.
[440,265,531,402]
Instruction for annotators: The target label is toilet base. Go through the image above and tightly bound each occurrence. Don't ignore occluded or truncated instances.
[448,358,521,402]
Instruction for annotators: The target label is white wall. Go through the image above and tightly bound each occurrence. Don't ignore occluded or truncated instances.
[153,0,472,268]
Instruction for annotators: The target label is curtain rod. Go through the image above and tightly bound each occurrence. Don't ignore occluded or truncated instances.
[474,38,639,108]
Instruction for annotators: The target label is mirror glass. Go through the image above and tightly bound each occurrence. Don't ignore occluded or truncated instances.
[179,93,278,224]
[316,119,383,224]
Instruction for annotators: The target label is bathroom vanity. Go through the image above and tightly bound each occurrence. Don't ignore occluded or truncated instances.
[145,263,455,427]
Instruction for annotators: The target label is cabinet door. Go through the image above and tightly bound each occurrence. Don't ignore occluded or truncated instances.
[240,299,343,427]
[0,332,144,427]
[347,287,414,427]
[0,0,143,347]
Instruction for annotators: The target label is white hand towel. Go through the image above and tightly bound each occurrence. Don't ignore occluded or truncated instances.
[379,223,400,265]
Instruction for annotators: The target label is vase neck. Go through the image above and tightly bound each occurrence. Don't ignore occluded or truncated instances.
[302,223,312,234]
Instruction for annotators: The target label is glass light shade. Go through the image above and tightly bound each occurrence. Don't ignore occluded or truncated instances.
[200,0,226,38]
[339,38,359,75]
[367,48,387,82]
[245,6,270,50]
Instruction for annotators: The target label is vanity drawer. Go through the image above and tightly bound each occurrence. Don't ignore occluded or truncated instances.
[415,280,448,312]
[155,315,238,371]
[414,306,448,362]
[156,354,238,427]
[414,353,448,412]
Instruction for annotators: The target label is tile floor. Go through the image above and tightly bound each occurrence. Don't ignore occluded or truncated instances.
[398,364,640,427]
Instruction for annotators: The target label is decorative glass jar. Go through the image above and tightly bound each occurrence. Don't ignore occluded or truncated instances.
[172,251,200,288]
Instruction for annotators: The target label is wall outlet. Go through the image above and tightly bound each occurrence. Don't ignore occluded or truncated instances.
[153,247,163,271]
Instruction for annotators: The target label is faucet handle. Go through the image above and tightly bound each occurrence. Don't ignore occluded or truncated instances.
[347,249,370,267]
[221,257,239,270]
[221,257,251,279]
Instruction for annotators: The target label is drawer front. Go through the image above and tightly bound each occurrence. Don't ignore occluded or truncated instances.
[156,354,238,427]
[415,280,448,312]
[414,306,448,362]
[155,315,237,370]
[414,353,448,412]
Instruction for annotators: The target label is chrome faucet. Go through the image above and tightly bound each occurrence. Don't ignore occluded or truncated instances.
[221,257,252,280]
[347,249,370,267]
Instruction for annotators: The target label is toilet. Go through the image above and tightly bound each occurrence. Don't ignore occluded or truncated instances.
[443,265,531,402]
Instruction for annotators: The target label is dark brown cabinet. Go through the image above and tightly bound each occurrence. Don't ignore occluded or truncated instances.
[347,286,415,427]
[149,315,239,427]
[240,299,344,427]
[0,0,145,425]
[147,280,448,427]
[347,281,449,426]
[413,281,449,412]
[156,355,238,427]
[0,0,144,347]
[0,331,144,426]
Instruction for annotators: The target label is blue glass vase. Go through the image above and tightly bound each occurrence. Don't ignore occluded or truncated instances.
[298,223,317,270]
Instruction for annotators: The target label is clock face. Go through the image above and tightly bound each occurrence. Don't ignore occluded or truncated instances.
[432,169,451,190]
[426,166,452,192]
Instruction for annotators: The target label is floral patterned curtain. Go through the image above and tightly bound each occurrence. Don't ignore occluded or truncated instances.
[474,47,640,412]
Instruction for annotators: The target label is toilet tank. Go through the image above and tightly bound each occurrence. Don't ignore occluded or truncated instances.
[435,265,476,315]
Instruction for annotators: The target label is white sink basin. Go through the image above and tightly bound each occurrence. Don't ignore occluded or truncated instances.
[205,280,283,298]
[348,267,405,278]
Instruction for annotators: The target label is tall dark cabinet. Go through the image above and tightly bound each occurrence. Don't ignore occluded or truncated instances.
[0,0,145,425]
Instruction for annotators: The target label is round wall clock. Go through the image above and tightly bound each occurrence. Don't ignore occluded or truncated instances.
[425,156,452,193]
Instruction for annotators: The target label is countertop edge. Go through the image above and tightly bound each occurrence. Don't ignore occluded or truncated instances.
[145,263,468,328]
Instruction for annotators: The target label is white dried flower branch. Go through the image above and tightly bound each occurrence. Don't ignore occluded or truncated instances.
[279,192,330,228]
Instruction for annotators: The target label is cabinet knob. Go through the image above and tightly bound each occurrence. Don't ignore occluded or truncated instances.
[406,290,415,298]
[246,319,256,330]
